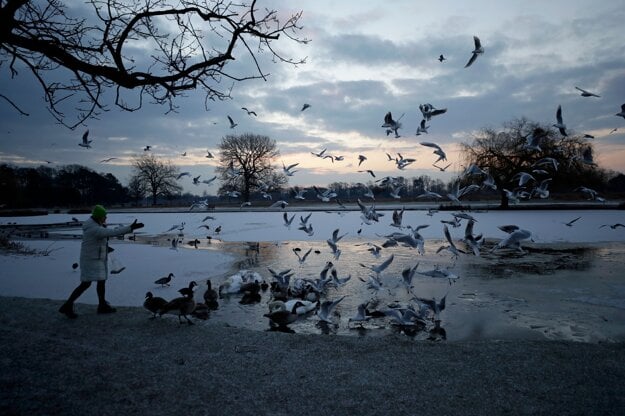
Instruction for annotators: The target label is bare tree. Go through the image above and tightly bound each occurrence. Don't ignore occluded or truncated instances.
[126,174,146,206]
[130,153,181,205]
[0,0,308,128]
[215,133,285,202]
[459,118,601,208]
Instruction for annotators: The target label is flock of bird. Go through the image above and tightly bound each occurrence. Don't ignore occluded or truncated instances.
[74,34,625,337]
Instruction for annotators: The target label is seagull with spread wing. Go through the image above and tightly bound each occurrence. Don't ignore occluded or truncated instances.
[381,111,403,138]
[464,35,484,68]
[79,130,92,148]
[575,86,600,97]
[420,141,447,163]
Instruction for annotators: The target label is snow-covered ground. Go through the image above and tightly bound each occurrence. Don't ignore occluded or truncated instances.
[1,208,625,341]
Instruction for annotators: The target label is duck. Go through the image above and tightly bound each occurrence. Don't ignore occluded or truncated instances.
[203,279,219,310]
[143,291,168,319]
[239,281,262,305]
[264,301,303,328]
[159,283,197,325]
[191,302,210,320]
[177,281,198,298]
[154,272,175,287]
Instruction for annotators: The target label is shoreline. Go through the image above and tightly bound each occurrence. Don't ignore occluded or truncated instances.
[1,296,624,415]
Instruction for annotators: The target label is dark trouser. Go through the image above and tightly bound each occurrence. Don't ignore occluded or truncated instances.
[65,280,107,306]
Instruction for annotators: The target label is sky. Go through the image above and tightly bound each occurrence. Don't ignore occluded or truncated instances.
[1,0,625,196]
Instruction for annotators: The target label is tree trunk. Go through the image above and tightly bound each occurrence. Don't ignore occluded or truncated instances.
[499,190,509,209]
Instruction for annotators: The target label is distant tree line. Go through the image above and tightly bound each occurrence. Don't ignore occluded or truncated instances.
[0,164,129,209]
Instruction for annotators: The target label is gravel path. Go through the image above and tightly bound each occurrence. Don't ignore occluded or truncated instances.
[1,296,624,415]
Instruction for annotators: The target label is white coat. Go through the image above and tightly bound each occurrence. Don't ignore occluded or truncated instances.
[79,217,132,282]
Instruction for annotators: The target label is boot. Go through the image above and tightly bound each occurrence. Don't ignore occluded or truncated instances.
[97,302,117,314]
[59,302,78,319]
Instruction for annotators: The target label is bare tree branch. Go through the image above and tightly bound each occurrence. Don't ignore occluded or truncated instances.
[0,0,307,128]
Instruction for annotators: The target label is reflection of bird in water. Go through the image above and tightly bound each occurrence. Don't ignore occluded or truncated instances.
[143,291,168,319]
[154,272,175,287]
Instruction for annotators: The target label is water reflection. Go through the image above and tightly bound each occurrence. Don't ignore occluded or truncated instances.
[189,239,622,341]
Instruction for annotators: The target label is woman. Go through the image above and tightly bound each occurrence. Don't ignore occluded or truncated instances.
[59,205,144,318]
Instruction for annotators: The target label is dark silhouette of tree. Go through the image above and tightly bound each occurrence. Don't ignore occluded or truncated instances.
[126,175,146,206]
[0,163,128,208]
[130,154,181,205]
[459,118,604,208]
[0,0,308,128]
[215,133,285,202]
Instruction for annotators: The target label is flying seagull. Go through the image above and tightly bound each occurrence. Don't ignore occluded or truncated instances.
[79,130,92,148]
[382,111,404,138]
[563,216,582,227]
[575,86,600,98]
[420,141,447,163]
[241,107,257,116]
[227,115,237,128]
[415,119,429,135]
[616,103,625,119]
[464,35,484,68]
[554,105,567,137]
[419,103,447,121]
[301,103,311,112]
[438,54,446,62]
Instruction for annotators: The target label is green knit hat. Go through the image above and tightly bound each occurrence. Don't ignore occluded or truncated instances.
[92,204,107,220]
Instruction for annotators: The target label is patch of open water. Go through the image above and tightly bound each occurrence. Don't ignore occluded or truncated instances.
[182,238,625,342]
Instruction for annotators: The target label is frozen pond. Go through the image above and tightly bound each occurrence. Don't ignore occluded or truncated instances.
[2,208,625,342]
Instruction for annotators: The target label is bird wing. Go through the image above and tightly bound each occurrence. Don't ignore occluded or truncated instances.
[473,35,482,49]
[227,115,235,126]
[464,53,478,68]
[556,105,563,124]
[375,254,395,273]
[420,141,441,151]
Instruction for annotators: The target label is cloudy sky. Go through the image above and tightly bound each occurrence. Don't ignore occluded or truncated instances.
[1,0,624,195]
